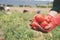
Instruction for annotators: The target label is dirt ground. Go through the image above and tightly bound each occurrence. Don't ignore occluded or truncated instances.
[10,7,51,14]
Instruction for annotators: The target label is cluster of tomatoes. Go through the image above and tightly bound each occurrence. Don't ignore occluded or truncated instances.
[30,14,51,30]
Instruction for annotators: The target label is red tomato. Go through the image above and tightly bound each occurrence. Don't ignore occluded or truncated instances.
[31,22,38,27]
[40,21,48,28]
[30,22,38,30]
[35,14,44,23]
[30,21,39,29]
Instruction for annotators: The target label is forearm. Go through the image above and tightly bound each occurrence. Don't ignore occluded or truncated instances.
[43,11,60,33]
[51,0,60,13]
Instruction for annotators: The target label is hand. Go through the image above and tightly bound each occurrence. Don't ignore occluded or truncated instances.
[44,11,60,32]
[29,14,51,33]
[29,21,49,33]
[29,11,60,33]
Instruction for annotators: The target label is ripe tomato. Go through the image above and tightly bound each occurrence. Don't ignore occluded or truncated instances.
[35,14,44,23]
[30,21,38,29]
[40,21,48,29]
[31,22,38,27]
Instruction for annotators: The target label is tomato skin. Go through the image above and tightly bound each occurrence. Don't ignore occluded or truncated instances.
[31,22,38,27]
[35,14,44,23]
[30,21,38,29]
[40,21,48,29]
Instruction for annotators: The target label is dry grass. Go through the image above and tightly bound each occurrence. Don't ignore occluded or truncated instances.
[10,7,51,14]
[0,7,60,40]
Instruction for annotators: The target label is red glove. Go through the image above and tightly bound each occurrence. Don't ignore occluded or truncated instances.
[38,13,60,33]
[29,12,60,33]
[44,13,60,32]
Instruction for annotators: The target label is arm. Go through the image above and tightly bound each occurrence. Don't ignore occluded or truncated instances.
[51,0,60,13]
[30,0,60,33]
[30,11,60,33]
[44,11,60,32]
[38,0,60,33]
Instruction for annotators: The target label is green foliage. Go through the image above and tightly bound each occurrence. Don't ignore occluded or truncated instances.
[40,6,47,8]
[19,5,23,7]
[51,25,60,40]
[7,4,14,7]
[0,11,60,40]
[19,5,32,7]
[0,11,36,40]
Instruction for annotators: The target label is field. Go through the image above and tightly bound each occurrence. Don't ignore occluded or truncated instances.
[0,7,60,40]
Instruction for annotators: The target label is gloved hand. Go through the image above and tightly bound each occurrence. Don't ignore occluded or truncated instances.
[29,11,60,33]
[29,20,50,33]
[44,11,60,32]
[29,14,49,33]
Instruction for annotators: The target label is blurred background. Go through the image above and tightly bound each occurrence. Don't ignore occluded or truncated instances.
[0,0,60,40]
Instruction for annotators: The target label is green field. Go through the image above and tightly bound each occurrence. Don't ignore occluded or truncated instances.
[0,11,60,40]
